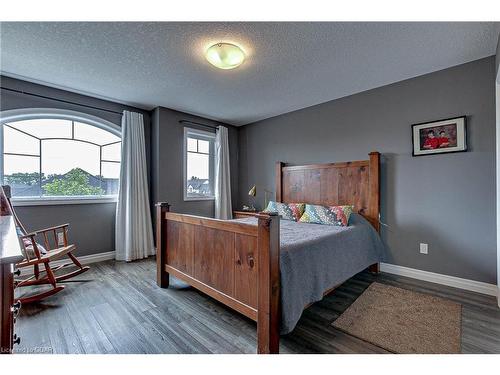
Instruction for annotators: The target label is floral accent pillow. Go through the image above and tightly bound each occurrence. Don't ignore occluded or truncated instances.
[16,226,47,259]
[263,201,305,222]
[299,204,354,226]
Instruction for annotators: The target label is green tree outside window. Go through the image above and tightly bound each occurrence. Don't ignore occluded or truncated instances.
[43,168,104,196]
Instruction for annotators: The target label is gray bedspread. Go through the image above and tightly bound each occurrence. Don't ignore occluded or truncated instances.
[233,213,385,334]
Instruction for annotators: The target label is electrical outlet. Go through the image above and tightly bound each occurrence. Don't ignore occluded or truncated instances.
[419,243,428,254]
[57,232,65,246]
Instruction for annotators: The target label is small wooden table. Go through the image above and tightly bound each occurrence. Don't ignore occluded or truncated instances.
[233,210,260,219]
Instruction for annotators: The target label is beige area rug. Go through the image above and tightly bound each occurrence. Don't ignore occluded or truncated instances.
[332,282,462,353]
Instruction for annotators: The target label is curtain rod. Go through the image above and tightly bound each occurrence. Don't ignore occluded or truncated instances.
[0,86,124,116]
[179,119,219,130]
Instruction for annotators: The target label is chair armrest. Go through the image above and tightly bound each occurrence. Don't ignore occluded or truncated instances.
[34,223,70,234]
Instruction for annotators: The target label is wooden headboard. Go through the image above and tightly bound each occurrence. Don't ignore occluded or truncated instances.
[275,152,380,231]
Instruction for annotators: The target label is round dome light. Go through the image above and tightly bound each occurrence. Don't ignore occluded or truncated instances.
[205,42,245,70]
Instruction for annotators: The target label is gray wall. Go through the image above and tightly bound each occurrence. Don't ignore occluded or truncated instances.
[0,76,152,257]
[238,56,497,284]
[496,32,500,79]
[151,107,239,218]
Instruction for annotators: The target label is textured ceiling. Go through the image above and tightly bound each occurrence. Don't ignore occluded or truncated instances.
[1,22,499,125]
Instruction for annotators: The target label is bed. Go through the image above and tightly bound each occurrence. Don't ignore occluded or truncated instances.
[156,152,382,353]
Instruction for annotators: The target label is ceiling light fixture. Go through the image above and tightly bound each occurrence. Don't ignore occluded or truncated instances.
[205,42,245,70]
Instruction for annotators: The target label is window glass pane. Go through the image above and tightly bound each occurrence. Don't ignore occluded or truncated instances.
[3,125,40,155]
[42,140,100,176]
[198,140,209,154]
[101,162,120,195]
[186,152,211,197]
[187,137,197,152]
[7,119,72,139]
[74,122,120,146]
[101,162,120,179]
[3,155,41,197]
[102,142,121,162]
[187,152,209,179]
[40,140,103,196]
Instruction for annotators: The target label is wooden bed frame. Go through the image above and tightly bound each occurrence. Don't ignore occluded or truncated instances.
[156,151,380,354]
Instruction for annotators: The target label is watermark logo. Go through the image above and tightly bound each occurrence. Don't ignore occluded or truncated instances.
[11,346,53,354]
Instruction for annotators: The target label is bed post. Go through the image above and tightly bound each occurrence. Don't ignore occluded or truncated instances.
[156,202,170,288]
[368,151,381,274]
[275,162,284,203]
[257,212,280,354]
[368,151,380,232]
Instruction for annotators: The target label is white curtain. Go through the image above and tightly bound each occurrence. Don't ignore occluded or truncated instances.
[215,126,232,219]
[115,111,155,261]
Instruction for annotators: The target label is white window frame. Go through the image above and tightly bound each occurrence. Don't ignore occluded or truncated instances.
[183,127,216,201]
[0,108,121,206]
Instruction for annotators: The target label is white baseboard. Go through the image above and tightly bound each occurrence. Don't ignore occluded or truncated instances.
[21,251,116,276]
[53,250,116,267]
[380,262,498,297]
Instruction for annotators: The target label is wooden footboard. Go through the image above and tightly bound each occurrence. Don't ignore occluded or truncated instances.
[155,203,280,354]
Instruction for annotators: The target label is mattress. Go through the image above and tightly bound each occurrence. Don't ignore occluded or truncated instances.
[233,213,385,334]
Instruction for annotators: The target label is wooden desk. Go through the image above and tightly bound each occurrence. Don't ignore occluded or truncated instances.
[0,204,23,354]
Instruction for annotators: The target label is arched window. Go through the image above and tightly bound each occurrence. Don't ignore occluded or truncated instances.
[0,108,121,203]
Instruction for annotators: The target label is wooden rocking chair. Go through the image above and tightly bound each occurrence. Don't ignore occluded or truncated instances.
[1,185,90,304]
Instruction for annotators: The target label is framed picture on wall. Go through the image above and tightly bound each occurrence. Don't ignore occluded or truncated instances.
[411,116,467,156]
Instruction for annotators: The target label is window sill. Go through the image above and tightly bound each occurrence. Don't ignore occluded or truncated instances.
[11,196,118,207]
[183,196,215,202]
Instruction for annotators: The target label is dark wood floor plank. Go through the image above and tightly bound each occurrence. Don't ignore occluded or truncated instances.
[47,303,85,354]
[64,293,115,354]
[14,258,500,354]
[143,308,211,353]
[90,302,143,353]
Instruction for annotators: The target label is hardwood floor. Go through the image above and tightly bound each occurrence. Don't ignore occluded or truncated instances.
[14,258,500,354]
